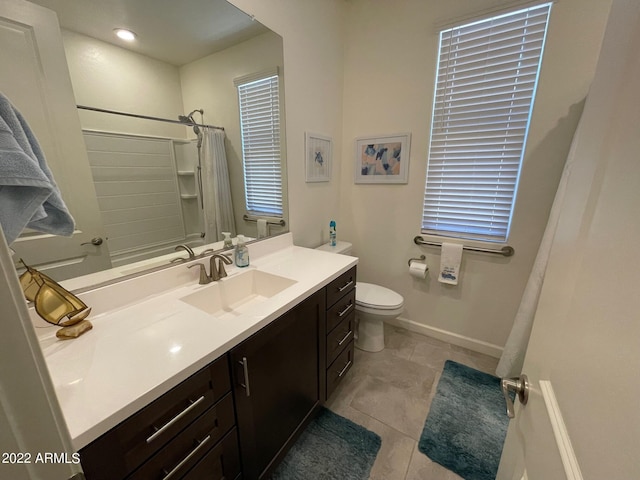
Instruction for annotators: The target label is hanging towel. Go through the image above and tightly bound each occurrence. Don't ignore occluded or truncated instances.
[0,93,75,244]
[256,218,269,238]
[438,243,463,285]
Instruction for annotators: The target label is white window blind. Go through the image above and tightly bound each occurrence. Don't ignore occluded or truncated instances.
[423,3,552,242]
[236,71,283,216]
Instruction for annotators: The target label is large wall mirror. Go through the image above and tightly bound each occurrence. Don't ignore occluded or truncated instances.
[2,0,287,289]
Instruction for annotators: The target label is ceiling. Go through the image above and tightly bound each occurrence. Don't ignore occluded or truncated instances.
[28,0,270,66]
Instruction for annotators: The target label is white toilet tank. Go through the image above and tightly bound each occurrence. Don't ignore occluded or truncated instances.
[315,241,353,256]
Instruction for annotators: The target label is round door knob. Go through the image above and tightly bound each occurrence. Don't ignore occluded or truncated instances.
[81,237,103,246]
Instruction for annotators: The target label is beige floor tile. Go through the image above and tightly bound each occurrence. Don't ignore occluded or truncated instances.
[326,328,501,480]
[330,406,416,480]
[405,443,463,480]
[350,375,432,440]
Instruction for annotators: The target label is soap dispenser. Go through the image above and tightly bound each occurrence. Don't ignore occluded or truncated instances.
[222,232,232,249]
[234,235,250,268]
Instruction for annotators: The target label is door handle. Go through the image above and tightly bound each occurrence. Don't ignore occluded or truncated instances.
[501,374,529,418]
[81,237,103,246]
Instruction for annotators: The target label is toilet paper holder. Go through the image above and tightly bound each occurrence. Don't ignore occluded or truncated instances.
[408,255,427,267]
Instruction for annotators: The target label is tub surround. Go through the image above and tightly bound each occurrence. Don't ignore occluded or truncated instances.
[34,233,357,450]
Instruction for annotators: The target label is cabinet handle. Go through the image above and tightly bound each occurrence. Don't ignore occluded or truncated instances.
[238,357,251,397]
[338,279,354,292]
[146,395,206,444]
[337,360,352,378]
[337,330,353,346]
[337,302,353,317]
[161,434,211,480]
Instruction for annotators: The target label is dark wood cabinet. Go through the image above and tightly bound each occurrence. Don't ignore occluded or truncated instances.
[323,266,357,400]
[79,266,356,480]
[80,355,238,480]
[230,289,325,480]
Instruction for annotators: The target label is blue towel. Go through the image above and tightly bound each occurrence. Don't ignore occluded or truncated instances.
[0,92,75,244]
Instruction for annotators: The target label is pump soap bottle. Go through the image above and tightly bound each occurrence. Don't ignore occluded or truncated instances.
[234,235,250,267]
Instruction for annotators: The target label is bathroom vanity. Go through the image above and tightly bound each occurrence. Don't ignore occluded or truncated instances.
[35,234,357,480]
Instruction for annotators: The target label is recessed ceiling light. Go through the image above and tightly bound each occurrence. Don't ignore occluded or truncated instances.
[114,29,136,42]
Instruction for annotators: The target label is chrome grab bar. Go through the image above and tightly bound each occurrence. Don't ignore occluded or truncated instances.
[413,235,514,257]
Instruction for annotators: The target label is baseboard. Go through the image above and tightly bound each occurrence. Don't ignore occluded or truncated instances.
[386,316,503,358]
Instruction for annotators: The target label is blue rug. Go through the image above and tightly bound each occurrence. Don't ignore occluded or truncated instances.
[270,407,381,480]
[418,360,509,480]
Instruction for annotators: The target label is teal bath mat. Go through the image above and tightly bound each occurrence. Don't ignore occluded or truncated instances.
[270,407,381,480]
[419,360,509,480]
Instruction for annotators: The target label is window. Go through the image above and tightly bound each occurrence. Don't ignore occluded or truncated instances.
[422,3,552,242]
[235,69,283,216]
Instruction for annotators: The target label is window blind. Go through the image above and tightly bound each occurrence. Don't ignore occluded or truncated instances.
[236,72,283,216]
[423,3,552,242]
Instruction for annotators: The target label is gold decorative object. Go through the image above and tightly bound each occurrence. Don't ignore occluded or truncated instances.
[19,260,92,339]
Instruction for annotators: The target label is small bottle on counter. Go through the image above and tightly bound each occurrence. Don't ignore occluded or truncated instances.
[234,234,250,267]
[222,231,232,249]
[329,220,337,247]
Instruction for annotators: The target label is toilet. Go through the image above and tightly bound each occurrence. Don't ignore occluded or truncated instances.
[316,241,404,352]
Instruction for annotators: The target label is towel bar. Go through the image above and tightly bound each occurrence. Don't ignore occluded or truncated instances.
[243,214,286,227]
[414,236,514,257]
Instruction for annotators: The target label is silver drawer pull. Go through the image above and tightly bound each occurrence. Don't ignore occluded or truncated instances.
[239,357,251,397]
[337,360,352,378]
[146,395,206,444]
[337,302,353,317]
[338,279,354,292]
[161,434,211,480]
[337,330,353,346]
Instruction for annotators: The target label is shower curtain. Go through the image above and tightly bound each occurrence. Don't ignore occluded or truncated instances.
[496,120,582,378]
[200,128,236,243]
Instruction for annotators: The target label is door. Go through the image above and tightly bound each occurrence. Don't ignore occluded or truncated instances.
[230,290,324,480]
[0,0,111,280]
[0,228,84,479]
[497,2,640,479]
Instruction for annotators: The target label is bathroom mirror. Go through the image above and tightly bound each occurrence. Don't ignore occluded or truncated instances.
[4,0,287,288]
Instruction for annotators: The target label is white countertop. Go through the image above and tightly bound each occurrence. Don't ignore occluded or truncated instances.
[35,234,357,450]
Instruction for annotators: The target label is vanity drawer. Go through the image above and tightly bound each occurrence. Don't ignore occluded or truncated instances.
[182,428,241,480]
[326,266,356,308]
[326,311,354,366]
[326,340,354,399]
[81,355,231,480]
[128,393,235,480]
[326,288,355,333]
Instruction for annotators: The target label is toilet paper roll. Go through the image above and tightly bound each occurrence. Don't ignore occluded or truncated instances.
[409,261,428,279]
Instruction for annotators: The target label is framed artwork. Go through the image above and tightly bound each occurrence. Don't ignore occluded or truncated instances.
[305,132,332,182]
[354,133,411,184]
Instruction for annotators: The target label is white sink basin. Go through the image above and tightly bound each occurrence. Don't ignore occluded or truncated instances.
[179,269,297,318]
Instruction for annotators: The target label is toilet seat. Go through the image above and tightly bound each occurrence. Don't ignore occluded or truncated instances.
[356,282,404,315]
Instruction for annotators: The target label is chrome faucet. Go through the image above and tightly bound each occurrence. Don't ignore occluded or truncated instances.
[187,253,233,284]
[210,253,233,281]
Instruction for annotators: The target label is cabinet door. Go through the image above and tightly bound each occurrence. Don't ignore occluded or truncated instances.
[230,289,325,480]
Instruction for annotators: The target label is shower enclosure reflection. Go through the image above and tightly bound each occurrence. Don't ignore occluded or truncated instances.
[6,0,287,287]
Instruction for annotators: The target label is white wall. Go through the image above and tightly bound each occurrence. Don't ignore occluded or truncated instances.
[227,0,347,247]
[179,31,285,238]
[62,30,187,139]
[339,0,612,354]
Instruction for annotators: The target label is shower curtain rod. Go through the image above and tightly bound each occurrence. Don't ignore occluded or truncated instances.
[76,105,224,131]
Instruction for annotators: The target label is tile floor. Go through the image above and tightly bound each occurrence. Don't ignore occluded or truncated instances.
[325,324,499,480]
